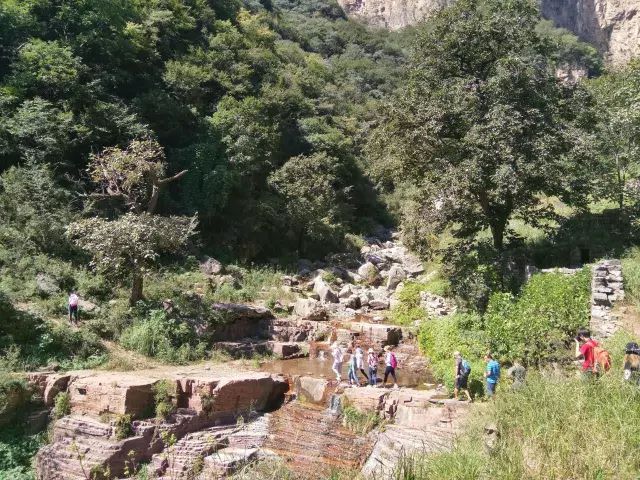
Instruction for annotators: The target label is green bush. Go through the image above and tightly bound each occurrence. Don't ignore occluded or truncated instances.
[418,314,489,395]
[484,269,590,365]
[397,372,640,479]
[390,281,429,326]
[622,247,640,308]
[0,375,31,426]
[341,405,381,435]
[53,392,71,419]
[153,380,176,420]
[114,414,133,440]
[119,310,206,364]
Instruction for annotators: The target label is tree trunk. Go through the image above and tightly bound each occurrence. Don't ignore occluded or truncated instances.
[130,271,144,305]
[489,220,506,252]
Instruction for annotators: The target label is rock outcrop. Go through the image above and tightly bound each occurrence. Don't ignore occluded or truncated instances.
[34,369,288,480]
[335,0,640,64]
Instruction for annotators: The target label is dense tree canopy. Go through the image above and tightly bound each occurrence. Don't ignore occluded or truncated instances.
[369,0,594,252]
[0,0,407,259]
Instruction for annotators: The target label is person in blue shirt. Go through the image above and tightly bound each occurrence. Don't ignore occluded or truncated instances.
[484,353,501,398]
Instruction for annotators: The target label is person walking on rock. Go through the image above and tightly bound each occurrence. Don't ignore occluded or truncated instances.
[382,345,399,389]
[68,290,79,325]
[453,351,472,401]
[331,342,344,383]
[367,348,378,386]
[347,351,359,387]
[484,353,501,398]
[355,345,368,383]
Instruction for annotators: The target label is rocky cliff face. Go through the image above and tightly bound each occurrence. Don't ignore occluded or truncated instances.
[540,0,639,64]
[336,0,640,64]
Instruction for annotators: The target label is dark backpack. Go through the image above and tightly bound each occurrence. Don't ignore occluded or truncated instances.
[625,342,640,355]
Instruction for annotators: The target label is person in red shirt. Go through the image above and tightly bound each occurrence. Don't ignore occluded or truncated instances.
[575,328,598,377]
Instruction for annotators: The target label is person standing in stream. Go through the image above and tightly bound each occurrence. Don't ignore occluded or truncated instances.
[367,348,378,386]
[355,345,368,384]
[382,345,399,389]
[331,342,344,383]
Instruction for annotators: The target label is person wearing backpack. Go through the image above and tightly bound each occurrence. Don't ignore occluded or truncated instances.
[575,328,611,377]
[623,342,640,384]
[484,353,501,398]
[453,352,472,401]
[382,345,399,389]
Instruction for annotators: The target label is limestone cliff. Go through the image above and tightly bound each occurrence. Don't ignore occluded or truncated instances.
[336,0,640,64]
[540,0,639,64]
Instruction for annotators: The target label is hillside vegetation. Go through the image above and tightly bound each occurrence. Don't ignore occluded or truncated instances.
[1,0,640,478]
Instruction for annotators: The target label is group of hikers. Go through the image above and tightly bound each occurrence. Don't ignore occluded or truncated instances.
[452,327,640,400]
[330,342,399,388]
[69,288,640,393]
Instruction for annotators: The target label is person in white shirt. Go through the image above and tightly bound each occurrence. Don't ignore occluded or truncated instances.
[331,342,344,382]
[68,290,79,325]
[383,345,399,389]
[355,345,368,383]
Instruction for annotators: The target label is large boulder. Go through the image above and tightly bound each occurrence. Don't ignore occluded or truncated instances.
[294,376,331,404]
[386,265,406,291]
[313,277,339,304]
[293,298,328,321]
[357,262,381,285]
[200,256,224,276]
[209,303,274,341]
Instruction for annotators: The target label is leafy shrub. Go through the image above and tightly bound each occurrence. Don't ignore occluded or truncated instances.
[418,314,488,395]
[53,392,71,419]
[0,292,106,371]
[114,414,133,440]
[622,247,640,308]
[389,281,428,326]
[153,380,176,420]
[341,405,381,435]
[0,426,46,479]
[119,310,206,364]
[0,375,31,426]
[398,372,640,479]
[484,269,590,365]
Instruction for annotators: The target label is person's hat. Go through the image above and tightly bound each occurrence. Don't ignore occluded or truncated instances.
[384,345,391,351]
[453,351,461,357]
[368,348,374,353]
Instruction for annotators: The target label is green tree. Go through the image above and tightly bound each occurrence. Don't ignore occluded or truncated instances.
[588,61,640,210]
[269,152,352,254]
[68,213,196,305]
[73,139,195,304]
[369,0,591,252]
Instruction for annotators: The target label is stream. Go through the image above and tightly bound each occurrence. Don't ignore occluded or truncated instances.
[258,354,435,389]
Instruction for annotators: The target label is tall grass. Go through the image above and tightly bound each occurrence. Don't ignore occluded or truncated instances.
[395,371,640,480]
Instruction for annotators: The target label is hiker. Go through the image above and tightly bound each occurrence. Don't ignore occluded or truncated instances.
[623,341,640,384]
[68,290,79,325]
[382,345,399,389]
[355,345,368,383]
[575,328,610,377]
[347,351,359,387]
[331,342,344,382]
[453,351,472,401]
[367,348,378,386]
[484,353,501,398]
[507,360,526,390]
